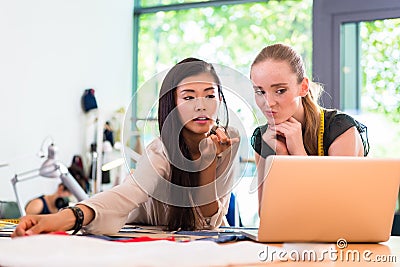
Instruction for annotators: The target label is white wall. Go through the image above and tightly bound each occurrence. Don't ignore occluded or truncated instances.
[0,0,133,206]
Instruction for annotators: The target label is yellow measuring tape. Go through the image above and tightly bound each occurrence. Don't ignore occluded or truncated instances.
[0,219,20,224]
[318,108,325,156]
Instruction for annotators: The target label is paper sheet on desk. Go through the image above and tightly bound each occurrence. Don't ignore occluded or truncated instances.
[0,235,279,267]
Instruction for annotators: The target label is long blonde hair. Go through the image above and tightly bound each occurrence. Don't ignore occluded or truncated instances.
[251,43,323,155]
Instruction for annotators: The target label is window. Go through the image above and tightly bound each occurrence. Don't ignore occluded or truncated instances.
[341,18,400,158]
[313,0,400,158]
[133,0,312,143]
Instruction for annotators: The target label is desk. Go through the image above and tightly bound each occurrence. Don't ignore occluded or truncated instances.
[0,235,399,266]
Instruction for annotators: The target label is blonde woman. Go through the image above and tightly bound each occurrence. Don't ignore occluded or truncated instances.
[250,43,369,208]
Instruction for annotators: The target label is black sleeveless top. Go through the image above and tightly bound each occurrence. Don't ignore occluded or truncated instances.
[251,109,369,158]
[38,195,51,214]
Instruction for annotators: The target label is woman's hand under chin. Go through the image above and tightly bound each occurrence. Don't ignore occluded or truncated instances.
[265,117,307,155]
[262,126,289,155]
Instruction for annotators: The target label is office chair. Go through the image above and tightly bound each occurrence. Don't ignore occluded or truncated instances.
[226,193,242,227]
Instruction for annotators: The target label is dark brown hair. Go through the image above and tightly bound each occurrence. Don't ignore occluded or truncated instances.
[158,58,227,230]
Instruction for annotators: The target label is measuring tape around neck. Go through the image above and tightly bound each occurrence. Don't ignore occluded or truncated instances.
[318,108,325,156]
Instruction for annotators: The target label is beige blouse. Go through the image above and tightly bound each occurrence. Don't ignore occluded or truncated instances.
[81,135,239,235]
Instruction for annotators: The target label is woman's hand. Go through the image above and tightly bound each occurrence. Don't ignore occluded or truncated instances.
[209,126,239,156]
[265,117,307,155]
[11,209,75,237]
[262,125,289,155]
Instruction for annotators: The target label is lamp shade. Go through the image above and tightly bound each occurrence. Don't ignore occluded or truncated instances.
[38,144,59,178]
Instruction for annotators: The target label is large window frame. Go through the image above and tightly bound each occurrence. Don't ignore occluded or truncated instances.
[133,0,400,113]
[130,0,312,145]
[312,0,400,109]
[132,0,273,127]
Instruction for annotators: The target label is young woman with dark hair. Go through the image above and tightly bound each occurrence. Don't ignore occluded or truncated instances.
[13,58,239,236]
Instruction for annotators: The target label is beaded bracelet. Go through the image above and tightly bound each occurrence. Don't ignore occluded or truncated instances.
[62,206,84,235]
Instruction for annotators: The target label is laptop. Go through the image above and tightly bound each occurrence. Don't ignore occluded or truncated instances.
[241,156,400,243]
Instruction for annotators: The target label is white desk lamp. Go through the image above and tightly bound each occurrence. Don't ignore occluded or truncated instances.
[11,143,89,217]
